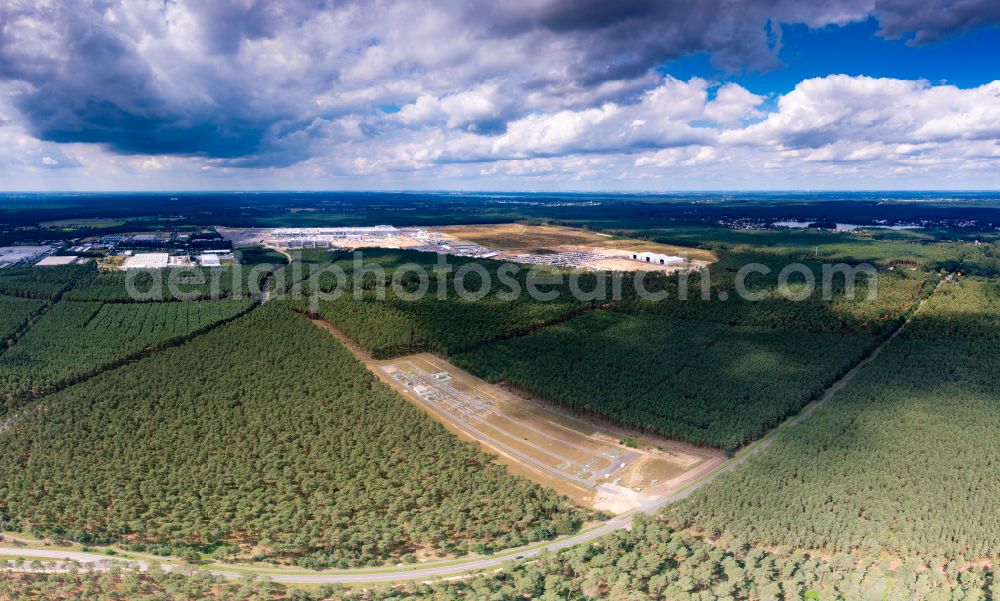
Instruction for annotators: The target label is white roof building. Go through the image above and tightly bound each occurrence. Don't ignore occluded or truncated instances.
[271,226,399,237]
[35,255,78,266]
[122,253,170,270]
[0,246,52,267]
[631,252,683,266]
[198,254,221,267]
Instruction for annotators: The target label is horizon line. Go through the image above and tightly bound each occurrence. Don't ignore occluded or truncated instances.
[2,189,1000,195]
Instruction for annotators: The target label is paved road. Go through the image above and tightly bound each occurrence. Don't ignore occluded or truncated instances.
[0,440,754,584]
[0,277,938,584]
[0,419,769,584]
[0,426,827,584]
[0,514,638,584]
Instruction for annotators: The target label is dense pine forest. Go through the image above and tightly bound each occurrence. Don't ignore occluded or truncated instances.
[62,265,270,302]
[669,277,1000,562]
[0,214,997,600]
[391,518,999,600]
[634,252,931,335]
[453,310,876,450]
[0,303,588,567]
[0,299,254,408]
[300,249,591,357]
[312,293,586,358]
[451,255,930,450]
[4,518,996,600]
[0,295,45,346]
[572,221,1000,275]
[0,265,92,300]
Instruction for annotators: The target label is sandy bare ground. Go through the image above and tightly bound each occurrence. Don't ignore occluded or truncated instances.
[309,317,717,514]
[433,223,716,262]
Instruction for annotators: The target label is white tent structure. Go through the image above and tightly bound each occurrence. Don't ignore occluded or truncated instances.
[631,252,682,265]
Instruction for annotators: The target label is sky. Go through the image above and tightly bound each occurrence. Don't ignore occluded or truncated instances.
[1,0,999,191]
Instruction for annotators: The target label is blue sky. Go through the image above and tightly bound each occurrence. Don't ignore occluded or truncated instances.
[1,1,999,191]
[663,20,1000,94]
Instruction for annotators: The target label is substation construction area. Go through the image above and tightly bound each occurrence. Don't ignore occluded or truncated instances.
[376,353,721,513]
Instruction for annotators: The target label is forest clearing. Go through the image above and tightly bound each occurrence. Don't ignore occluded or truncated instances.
[433,223,716,262]
[311,315,721,513]
[310,314,719,513]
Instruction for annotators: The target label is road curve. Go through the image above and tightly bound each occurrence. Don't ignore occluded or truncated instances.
[0,440,758,585]
[0,277,937,584]
[0,428,823,585]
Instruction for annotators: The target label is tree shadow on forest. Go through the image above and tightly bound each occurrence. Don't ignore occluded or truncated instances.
[675,309,1000,563]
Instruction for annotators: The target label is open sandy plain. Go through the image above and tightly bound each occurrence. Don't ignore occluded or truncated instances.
[434,223,716,261]
[311,318,722,513]
[375,353,721,513]
[433,223,715,272]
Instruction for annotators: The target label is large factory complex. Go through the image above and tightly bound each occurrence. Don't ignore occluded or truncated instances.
[247,226,689,272]
[263,226,500,259]
[2,225,690,273]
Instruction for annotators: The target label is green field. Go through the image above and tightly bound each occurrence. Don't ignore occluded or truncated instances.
[0,303,588,567]
[39,218,127,228]
[669,277,1000,562]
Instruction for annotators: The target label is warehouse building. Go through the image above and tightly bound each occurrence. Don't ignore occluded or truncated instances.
[269,226,401,248]
[631,252,683,265]
[198,254,221,267]
[35,255,79,266]
[0,246,52,268]
[122,252,170,270]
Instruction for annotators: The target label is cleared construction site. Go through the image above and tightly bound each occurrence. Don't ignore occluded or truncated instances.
[219,223,712,273]
[377,353,721,513]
